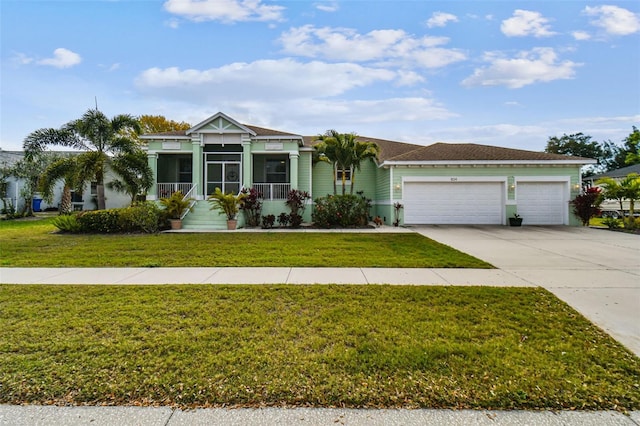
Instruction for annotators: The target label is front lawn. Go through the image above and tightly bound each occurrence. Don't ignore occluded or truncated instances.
[0,218,491,268]
[1,285,638,410]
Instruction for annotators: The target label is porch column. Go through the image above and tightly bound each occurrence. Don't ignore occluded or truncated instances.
[192,141,203,199]
[147,153,157,200]
[242,140,252,189]
[289,153,299,190]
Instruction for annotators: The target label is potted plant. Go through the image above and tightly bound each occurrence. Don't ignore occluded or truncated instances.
[509,213,523,227]
[159,191,193,230]
[208,187,245,230]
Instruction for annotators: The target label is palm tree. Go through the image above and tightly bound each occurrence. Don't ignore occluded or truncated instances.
[314,130,380,195]
[107,150,153,204]
[23,109,148,210]
[39,155,86,214]
[597,173,640,225]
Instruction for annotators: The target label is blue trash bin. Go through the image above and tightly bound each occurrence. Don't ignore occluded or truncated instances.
[32,197,43,212]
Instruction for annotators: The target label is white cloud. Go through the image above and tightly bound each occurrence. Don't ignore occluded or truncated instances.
[12,52,34,65]
[426,12,458,28]
[584,5,640,36]
[163,0,285,23]
[501,9,557,37]
[135,58,399,101]
[462,47,581,89]
[279,25,466,68]
[315,2,338,13]
[37,48,82,68]
[572,30,591,41]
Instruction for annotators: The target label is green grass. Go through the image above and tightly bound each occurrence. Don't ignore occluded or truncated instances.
[1,285,638,410]
[0,218,491,268]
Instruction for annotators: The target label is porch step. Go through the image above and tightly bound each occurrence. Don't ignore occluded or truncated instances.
[181,200,228,230]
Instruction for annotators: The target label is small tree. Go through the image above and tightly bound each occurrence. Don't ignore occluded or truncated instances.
[597,173,640,229]
[570,187,603,226]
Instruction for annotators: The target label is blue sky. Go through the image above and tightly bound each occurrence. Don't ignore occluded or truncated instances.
[1,0,639,152]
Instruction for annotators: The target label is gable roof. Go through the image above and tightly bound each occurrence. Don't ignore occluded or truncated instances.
[386,142,595,163]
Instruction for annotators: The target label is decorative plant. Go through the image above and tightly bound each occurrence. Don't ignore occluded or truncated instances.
[239,187,263,227]
[570,187,603,226]
[285,189,311,217]
[208,187,245,221]
[261,214,275,229]
[277,212,290,227]
[159,191,193,219]
[393,202,403,227]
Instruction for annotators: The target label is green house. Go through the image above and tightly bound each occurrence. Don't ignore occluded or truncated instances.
[141,112,595,229]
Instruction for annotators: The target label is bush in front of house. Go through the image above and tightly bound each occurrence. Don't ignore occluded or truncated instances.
[312,194,371,228]
[52,202,168,234]
[118,202,167,233]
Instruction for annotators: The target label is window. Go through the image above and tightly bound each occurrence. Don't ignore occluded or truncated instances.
[266,158,288,183]
[90,182,98,196]
[179,158,192,183]
[336,167,352,183]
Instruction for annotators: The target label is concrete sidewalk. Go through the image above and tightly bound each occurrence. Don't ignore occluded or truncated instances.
[2,405,639,426]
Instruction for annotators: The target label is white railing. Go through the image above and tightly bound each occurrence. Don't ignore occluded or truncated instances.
[157,183,193,199]
[253,183,291,200]
[180,184,198,220]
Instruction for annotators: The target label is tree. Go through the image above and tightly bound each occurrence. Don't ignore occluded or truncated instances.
[545,133,603,159]
[597,173,640,228]
[9,152,57,217]
[39,155,86,214]
[23,109,151,210]
[314,130,380,195]
[622,126,640,166]
[107,150,153,204]
[138,115,191,135]
[570,187,602,226]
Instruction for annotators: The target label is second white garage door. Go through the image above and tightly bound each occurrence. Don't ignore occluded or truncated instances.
[516,182,566,225]
[404,182,503,224]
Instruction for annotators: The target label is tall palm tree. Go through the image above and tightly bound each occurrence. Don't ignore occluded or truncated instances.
[314,130,380,195]
[23,109,147,210]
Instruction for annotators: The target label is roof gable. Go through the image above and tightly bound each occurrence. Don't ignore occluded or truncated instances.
[187,112,256,136]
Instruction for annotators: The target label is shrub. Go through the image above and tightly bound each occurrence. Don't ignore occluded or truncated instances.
[239,187,263,227]
[261,214,275,229]
[570,187,602,226]
[51,214,81,233]
[277,213,290,227]
[118,202,166,233]
[601,217,621,229]
[77,209,121,233]
[312,194,371,228]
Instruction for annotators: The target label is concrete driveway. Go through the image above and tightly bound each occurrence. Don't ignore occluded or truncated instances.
[413,225,640,357]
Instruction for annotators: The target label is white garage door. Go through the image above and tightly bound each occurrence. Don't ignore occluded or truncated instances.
[404,182,503,224]
[517,182,566,225]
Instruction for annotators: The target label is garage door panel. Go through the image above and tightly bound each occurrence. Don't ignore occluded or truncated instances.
[404,182,503,225]
[517,182,565,225]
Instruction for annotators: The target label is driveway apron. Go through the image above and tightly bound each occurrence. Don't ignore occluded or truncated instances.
[412,225,640,357]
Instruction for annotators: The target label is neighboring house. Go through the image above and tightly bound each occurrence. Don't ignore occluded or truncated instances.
[142,112,595,229]
[0,150,130,213]
[583,164,640,218]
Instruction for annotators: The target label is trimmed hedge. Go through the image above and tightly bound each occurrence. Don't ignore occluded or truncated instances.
[53,202,168,234]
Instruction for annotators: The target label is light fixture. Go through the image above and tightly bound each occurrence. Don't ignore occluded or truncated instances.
[509,184,515,190]
[394,184,401,190]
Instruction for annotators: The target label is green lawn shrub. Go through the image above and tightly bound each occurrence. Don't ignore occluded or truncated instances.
[118,202,167,233]
[313,194,371,228]
[61,203,167,234]
[51,214,81,233]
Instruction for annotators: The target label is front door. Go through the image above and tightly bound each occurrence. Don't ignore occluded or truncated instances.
[206,161,241,196]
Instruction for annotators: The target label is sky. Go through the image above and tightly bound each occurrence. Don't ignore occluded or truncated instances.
[1,0,639,152]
